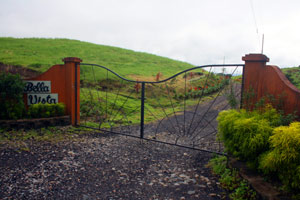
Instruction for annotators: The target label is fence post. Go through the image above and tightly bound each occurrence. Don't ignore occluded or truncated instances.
[242,54,269,109]
[62,57,82,126]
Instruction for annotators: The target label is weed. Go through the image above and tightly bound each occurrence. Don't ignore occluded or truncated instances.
[220,169,241,190]
[229,180,257,200]
[226,83,239,109]
[208,155,258,200]
[207,155,227,175]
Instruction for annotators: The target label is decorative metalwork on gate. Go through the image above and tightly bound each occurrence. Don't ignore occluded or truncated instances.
[79,63,245,154]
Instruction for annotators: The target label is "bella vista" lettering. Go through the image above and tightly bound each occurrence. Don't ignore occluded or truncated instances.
[24,81,51,93]
[27,94,58,105]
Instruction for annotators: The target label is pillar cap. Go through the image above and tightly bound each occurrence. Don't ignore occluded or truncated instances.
[242,54,269,62]
[62,57,82,63]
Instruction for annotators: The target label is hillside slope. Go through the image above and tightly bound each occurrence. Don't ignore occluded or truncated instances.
[282,67,300,89]
[0,37,194,79]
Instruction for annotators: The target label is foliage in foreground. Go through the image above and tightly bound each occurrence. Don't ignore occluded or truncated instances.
[217,106,300,192]
[259,122,300,191]
[217,106,280,168]
[207,156,257,200]
[0,72,25,120]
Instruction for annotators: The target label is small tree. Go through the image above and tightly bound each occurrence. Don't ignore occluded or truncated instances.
[0,72,26,120]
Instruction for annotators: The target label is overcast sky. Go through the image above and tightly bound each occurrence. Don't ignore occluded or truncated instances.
[0,0,299,67]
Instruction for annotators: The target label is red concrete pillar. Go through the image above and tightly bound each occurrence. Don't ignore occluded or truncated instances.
[242,54,269,109]
[62,57,82,125]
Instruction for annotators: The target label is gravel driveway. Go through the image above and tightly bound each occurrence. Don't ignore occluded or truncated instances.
[0,84,241,199]
[0,131,228,200]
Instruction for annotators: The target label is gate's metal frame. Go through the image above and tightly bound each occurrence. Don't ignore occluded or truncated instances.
[79,63,245,155]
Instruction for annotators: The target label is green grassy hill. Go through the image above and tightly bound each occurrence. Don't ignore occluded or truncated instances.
[0,37,194,80]
[282,67,300,89]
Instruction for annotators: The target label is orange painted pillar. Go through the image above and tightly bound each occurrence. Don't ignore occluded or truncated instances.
[62,57,82,126]
[242,54,269,109]
[242,54,300,118]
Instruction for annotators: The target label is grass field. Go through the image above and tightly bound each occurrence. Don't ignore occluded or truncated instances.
[0,37,194,80]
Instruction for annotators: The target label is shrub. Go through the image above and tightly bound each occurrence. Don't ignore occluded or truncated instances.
[217,106,279,167]
[0,72,26,120]
[28,103,65,118]
[217,105,300,194]
[277,110,298,126]
[259,122,300,191]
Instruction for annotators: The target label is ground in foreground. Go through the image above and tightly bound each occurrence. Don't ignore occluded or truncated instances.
[0,131,227,199]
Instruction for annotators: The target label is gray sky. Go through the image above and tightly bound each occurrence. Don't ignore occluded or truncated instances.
[0,0,299,67]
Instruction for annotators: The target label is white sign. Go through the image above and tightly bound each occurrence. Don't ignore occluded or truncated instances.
[27,94,58,105]
[24,81,51,93]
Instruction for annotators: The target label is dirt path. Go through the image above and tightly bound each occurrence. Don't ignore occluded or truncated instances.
[0,132,228,200]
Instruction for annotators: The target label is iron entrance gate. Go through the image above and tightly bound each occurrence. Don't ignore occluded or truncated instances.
[79,64,244,154]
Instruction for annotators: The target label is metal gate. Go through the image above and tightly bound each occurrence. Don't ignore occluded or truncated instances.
[79,63,244,154]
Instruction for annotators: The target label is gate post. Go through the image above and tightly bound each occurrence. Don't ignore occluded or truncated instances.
[242,54,269,109]
[140,82,145,139]
[62,57,82,126]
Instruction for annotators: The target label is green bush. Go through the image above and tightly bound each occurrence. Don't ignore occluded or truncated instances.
[217,105,300,194]
[217,106,279,167]
[259,122,300,191]
[0,72,26,120]
[28,103,65,118]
